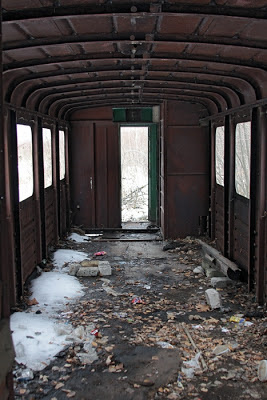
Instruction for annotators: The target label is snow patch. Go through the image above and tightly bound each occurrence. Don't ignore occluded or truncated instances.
[52,249,89,270]
[68,232,90,243]
[11,313,71,371]
[11,248,90,371]
[30,272,83,313]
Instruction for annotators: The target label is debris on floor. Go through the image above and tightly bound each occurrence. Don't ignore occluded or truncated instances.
[11,235,267,400]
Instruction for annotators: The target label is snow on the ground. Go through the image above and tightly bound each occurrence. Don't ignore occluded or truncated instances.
[11,313,72,371]
[11,248,89,371]
[30,271,84,315]
[68,232,90,243]
[52,248,89,270]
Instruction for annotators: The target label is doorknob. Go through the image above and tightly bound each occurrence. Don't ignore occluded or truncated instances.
[90,177,93,190]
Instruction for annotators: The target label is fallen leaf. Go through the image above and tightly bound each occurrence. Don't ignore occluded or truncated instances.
[55,383,64,390]
[196,304,210,312]
[106,355,113,366]
[67,392,76,398]
[105,346,114,352]
[27,298,39,306]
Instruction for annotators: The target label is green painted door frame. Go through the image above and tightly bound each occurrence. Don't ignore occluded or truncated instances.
[148,124,158,223]
[119,123,158,223]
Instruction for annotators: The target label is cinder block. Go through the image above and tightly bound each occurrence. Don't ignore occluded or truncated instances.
[98,261,112,276]
[211,277,234,288]
[68,263,80,276]
[77,266,98,277]
[81,260,98,267]
[205,288,222,309]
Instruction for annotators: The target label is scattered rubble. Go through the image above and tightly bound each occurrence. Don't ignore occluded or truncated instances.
[68,260,112,277]
[11,236,267,400]
[205,288,222,309]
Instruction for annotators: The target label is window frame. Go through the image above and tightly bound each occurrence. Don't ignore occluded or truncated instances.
[16,123,34,202]
[234,121,251,200]
[42,127,53,189]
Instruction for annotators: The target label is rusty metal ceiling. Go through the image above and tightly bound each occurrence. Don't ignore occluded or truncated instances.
[2,1,267,119]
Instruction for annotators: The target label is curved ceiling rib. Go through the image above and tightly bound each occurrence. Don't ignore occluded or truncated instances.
[60,96,218,120]
[7,69,257,109]
[2,1,267,119]
[28,80,240,111]
[37,83,235,113]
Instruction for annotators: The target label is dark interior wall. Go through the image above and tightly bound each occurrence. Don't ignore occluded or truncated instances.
[70,103,209,237]
[163,101,210,238]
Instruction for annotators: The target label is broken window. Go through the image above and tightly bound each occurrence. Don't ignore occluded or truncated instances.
[17,124,34,202]
[235,122,251,199]
[215,126,224,186]
[59,130,65,180]
[42,128,52,188]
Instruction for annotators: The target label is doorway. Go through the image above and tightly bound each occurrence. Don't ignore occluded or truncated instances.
[120,125,158,227]
[120,126,148,223]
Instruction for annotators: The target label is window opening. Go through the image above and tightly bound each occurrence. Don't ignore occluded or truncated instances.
[215,126,225,186]
[235,121,251,199]
[120,126,148,222]
[17,124,34,202]
[42,128,52,188]
[59,130,65,180]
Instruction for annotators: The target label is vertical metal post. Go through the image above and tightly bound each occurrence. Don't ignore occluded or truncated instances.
[9,110,23,299]
[255,107,267,303]
[65,126,71,229]
[2,109,17,306]
[226,115,235,259]
[248,108,259,293]
[0,6,15,396]
[37,118,46,258]
[55,123,61,236]
[32,117,42,263]
[52,124,59,242]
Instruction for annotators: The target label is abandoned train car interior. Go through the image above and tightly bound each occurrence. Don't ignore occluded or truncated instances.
[0,0,267,398]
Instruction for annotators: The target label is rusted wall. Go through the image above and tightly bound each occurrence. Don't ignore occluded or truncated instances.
[44,186,57,247]
[0,5,15,397]
[233,197,250,271]
[214,185,224,253]
[163,101,210,238]
[70,107,121,229]
[19,197,39,284]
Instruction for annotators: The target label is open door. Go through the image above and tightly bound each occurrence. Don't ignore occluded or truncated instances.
[120,124,158,225]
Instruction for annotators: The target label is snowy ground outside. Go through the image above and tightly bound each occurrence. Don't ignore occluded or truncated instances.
[121,126,149,222]
[10,238,97,372]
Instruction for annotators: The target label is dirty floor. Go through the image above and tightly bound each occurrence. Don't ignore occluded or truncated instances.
[13,235,267,400]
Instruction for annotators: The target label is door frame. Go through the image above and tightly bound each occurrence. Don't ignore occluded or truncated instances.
[119,123,159,224]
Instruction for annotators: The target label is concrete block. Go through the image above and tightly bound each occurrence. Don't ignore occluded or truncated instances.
[98,261,112,276]
[211,277,234,288]
[206,268,225,278]
[77,266,98,277]
[201,254,215,271]
[81,259,98,267]
[205,288,222,309]
[193,266,205,275]
[68,263,80,276]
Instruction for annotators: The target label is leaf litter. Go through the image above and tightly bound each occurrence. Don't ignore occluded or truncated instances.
[12,236,267,400]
